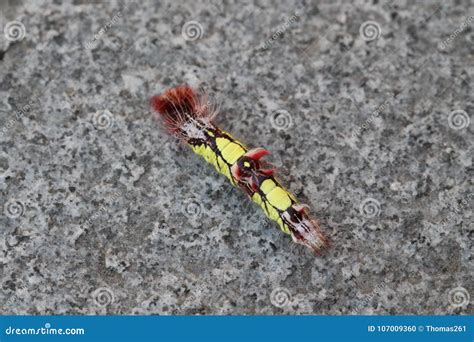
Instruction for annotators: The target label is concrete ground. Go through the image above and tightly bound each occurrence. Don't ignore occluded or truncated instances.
[0,0,472,314]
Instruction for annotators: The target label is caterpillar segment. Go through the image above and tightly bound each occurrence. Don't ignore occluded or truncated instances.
[188,127,248,185]
[231,150,328,253]
[151,85,328,254]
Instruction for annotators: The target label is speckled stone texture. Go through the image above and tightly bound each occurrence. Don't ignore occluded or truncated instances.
[0,0,472,315]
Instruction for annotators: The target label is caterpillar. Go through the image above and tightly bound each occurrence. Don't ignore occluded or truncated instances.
[151,85,328,254]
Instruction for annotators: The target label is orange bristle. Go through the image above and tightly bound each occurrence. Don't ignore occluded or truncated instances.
[150,85,200,134]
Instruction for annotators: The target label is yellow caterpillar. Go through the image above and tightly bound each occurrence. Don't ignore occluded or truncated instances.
[151,85,328,254]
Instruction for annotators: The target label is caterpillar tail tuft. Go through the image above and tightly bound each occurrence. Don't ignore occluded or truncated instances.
[151,85,329,254]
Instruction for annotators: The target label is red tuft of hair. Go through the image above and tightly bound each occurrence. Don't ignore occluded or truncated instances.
[150,85,200,134]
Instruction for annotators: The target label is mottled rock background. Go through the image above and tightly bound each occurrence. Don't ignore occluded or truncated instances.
[0,0,472,315]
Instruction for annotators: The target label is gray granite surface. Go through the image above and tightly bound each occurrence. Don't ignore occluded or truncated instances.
[0,0,472,315]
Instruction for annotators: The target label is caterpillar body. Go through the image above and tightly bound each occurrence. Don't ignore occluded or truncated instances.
[151,85,328,254]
